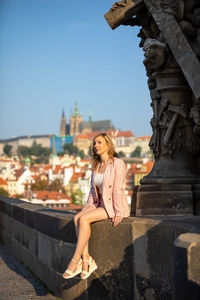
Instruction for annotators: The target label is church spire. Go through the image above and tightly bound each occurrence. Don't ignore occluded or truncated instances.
[73,101,81,117]
[69,101,83,136]
[89,110,92,122]
[59,109,67,136]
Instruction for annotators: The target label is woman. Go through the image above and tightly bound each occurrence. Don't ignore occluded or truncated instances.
[63,133,130,280]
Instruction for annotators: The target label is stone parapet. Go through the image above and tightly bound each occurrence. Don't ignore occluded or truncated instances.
[174,233,200,300]
[1,196,200,299]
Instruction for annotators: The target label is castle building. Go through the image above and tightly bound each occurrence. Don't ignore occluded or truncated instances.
[60,102,115,137]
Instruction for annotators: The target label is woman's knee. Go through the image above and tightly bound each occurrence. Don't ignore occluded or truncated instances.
[79,214,89,225]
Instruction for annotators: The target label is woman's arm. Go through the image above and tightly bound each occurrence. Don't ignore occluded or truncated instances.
[112,159,127,217]
[83,174,95,208]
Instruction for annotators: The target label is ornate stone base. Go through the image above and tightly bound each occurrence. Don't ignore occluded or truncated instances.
[134,182,197,216]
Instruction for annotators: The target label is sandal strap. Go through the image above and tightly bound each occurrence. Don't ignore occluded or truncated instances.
[63,269,73,275]
[72,258,82,265]
[81,271,88,275]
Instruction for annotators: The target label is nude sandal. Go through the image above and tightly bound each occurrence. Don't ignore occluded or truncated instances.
[81,256,97,280]
[62,258,82,279]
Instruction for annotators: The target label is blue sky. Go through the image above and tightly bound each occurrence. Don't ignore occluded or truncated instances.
[0,0,152,139]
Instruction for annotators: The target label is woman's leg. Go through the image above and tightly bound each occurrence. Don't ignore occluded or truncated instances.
[65,207,108,275]
[74,206,97,258]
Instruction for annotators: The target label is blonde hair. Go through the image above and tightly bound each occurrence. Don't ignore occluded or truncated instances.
[91,133,118,170]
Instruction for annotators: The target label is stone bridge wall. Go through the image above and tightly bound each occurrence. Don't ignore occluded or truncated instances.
[0,196,200,300]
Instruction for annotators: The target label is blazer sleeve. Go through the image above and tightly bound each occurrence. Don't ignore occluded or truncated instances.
[84,172,95,208]
[112,159,127,217]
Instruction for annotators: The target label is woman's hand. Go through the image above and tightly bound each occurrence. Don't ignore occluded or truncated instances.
[112,216,123,227]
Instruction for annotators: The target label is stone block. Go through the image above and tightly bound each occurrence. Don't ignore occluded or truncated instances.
[133,218,188,300]
[60,276,88,300]
[87,218,134,300]
[56,215,77,243]
[34,257,57,295]
[174,233,200,300]
[52,239,75,274]
[38,232,52,265]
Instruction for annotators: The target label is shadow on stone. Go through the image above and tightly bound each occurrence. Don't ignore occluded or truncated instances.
[0,243,53,297]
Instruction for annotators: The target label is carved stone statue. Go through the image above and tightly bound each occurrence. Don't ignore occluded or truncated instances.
[105,0,200,216]
[143,38,167,69]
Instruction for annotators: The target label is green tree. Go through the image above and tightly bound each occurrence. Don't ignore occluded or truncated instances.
[88,145,92,156]
[17,141,51,159]
[63,143,79,155]
[118,151,125,157]
[48,178,65,193]
[13,194,24,199]
[0,188,9,196]
[30,141,51,157]
[34,156,49,164]
[63,143,85,158]
[70,188,84,205]
[79,150,85,159]
[17,145,30,157]
[3,144,12,157]
[57,152,65,156]
[31,180,48,191]
[131,146,142,158]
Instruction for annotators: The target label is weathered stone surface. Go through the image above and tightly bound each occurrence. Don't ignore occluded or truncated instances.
[131,184,139,215]
[105,0,200,215]
[174,233,200,300]
[144,0,200,100]
[88,218,134,300]
[136,184,193,215]
[1,197,200,299]
[0,243,56,299]
[104,0,144,29]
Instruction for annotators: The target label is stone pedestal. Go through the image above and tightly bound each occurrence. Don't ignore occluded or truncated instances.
[105,0,200,216]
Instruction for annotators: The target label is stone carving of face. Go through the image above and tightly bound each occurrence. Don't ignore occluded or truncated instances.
[143,38,167,70]
[190,105,200,126]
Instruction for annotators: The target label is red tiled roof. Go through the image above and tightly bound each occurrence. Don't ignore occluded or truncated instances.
[87,130,116,140]
[70,172,85,182]
[135,136,151,140]
[144,161,154,173]
[29,167,39,173]
[44,165,52,171]
[0,178,8,185]
[81,159,91,162]
[33,190,71,201]
[74,134,89,139]
[115,131,134,137]
[52,165,63,174]
[52,203,83,211]
[14,168,24,179]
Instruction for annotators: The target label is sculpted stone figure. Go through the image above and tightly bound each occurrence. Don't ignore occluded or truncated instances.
[105,0,200,216]
[143,38,167,70]
[190,104,200,134]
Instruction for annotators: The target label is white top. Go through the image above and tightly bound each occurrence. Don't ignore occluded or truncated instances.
[94,172,104,194]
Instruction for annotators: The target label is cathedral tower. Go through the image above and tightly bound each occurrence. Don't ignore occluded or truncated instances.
[70,102,82,136]
[59,109,67,136]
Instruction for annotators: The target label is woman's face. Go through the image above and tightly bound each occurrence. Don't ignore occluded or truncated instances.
[93,136,109,156]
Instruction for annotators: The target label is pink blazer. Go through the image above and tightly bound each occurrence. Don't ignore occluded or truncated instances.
[85,157,130,218]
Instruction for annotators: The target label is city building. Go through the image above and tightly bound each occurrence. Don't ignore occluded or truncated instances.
[59,102,115,137]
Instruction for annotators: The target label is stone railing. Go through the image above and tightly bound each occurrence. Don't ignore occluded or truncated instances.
[0,196,200,299]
